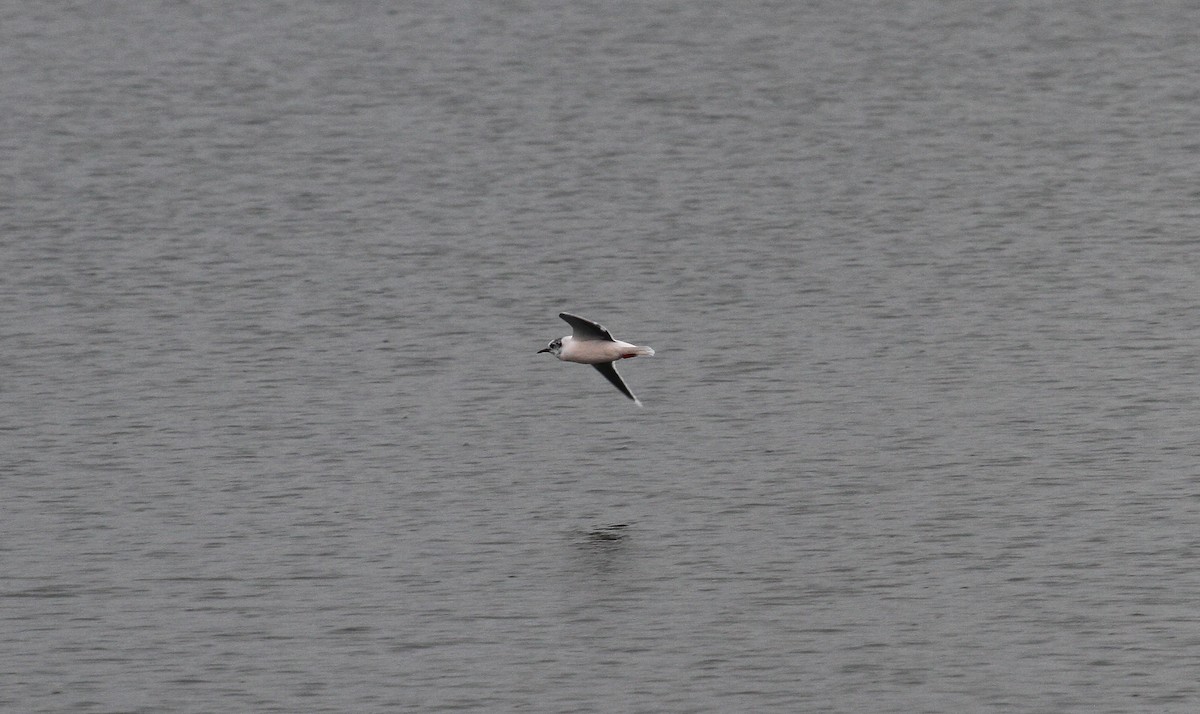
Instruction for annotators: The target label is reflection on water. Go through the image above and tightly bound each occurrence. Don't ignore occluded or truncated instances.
[584,523,630,543]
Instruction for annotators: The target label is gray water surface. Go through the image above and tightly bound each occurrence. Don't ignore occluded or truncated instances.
[4,1,1199,712]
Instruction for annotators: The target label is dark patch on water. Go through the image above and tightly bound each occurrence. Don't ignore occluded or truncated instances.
[586,523,629,542]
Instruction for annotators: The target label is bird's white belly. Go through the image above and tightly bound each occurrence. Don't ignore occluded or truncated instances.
[559,337,638,364]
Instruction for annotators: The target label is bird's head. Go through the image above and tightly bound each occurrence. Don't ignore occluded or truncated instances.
[537,338,563,356]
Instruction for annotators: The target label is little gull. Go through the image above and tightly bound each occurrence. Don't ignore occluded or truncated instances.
[538,312,655,406]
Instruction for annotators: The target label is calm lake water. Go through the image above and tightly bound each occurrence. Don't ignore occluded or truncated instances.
[4,1,1199,712]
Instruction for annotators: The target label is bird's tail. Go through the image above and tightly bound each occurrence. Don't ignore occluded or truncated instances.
[633,345,655,357]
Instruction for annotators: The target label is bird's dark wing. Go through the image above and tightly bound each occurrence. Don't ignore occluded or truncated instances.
[560,312,614,342]
[593,362,639,403]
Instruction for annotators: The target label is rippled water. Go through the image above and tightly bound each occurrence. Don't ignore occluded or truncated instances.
[4,1,1199,711]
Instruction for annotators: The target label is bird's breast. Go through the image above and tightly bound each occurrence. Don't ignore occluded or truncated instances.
[559,338,636,364]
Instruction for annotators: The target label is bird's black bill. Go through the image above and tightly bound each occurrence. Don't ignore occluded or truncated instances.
[537,347,550,353]
[593,361,637,402]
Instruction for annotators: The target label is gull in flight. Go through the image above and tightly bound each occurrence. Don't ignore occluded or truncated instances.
[538,312,655,406]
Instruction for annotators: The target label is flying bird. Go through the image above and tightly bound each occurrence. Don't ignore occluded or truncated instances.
[538,312,655,406]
